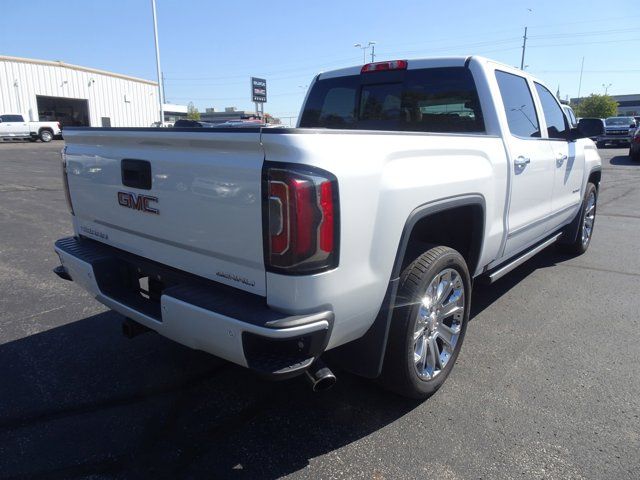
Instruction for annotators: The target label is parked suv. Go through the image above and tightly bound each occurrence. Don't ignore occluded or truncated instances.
[597,116,636,147]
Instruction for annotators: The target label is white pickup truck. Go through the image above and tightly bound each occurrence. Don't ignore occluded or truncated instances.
[54,57,604,399]
[0,114,62,142]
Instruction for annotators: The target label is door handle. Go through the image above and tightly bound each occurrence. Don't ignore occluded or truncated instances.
[556,154,568,167]
[514,156,531,169]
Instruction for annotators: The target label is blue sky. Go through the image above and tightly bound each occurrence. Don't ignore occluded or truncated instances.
[1,0,638,121]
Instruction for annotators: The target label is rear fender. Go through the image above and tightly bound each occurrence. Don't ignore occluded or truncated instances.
[327,194,485,378]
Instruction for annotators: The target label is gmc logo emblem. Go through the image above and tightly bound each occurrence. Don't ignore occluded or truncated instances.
[117,191,159,214]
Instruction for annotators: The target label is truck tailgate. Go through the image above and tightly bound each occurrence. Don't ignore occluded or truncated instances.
[63,129,266,295]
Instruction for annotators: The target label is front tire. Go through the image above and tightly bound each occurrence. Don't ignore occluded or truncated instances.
[380,246,471,399]
[39,129,53,142]
[558,182,597,255]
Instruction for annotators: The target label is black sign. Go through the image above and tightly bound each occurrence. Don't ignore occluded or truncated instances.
[251,77,267,103]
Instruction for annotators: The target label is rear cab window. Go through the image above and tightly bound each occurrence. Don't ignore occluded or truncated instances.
[300,66,485,133]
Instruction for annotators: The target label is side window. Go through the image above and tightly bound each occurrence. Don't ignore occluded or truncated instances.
[495,71,540,138]
[564,107,577,128]
[535,83,569,139]
[1,114,24,122]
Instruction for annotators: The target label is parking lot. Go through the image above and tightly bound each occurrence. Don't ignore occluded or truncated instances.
[0,141,638,479]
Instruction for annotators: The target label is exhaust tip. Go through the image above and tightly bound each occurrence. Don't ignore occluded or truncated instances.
[311,372,336,392]
[304,359,336,392]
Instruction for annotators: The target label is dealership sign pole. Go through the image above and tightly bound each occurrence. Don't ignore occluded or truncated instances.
[251,77,267,121]
[151,0,165,126]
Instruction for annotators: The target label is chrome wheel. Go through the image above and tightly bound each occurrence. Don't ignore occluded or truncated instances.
[413,268,464,380]
[581,190,596,246]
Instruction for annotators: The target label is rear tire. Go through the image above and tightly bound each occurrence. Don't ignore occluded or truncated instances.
[39,129,53,142]
[380,246,471,399]
[630,150,640,162]
[557,182,597,255]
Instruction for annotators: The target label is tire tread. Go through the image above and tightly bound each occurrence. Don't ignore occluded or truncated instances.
[380,245,470,399]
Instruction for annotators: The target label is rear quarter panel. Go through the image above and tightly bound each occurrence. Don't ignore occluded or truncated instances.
[261,130,507,348]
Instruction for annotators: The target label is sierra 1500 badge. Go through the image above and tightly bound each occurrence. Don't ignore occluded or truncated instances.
[117,191,159,214]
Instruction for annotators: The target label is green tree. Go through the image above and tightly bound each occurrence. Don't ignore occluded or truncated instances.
[573,94,618,118]
[186,102,200,120]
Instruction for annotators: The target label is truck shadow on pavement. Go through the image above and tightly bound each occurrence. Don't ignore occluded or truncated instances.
[0,309,419,479]
[0,246,571,480]
[470,245,568,319]
[609,154,637,166]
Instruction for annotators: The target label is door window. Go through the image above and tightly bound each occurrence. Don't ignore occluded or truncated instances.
[0,114,24,122]
[495,71,540,138]
[535,83,569,139]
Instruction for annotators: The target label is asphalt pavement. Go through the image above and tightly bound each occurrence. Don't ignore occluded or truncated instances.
[0,141,638,479]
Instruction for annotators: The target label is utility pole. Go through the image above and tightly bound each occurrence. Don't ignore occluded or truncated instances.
[577,56,584,100]
[520,26,528,70]
[371,44,375,62]
[354,41,376,64]
[161,72,166,103]
[151,0,165,126]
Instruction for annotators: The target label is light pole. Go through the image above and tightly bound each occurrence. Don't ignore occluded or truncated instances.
[354,41,376,63]
[520,26,528,70]
[602,83,612,95]
[151,0,165,126]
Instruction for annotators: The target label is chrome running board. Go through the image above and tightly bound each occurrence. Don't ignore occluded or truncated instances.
[486,232,563,284]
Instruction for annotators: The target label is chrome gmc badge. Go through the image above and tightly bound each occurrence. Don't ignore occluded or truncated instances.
[117,191,159,214]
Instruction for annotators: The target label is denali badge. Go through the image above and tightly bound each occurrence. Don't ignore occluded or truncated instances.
[117,191,159,214]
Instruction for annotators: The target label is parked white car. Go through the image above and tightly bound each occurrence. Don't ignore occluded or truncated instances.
[54,56,604,398]
[0,114,61,142]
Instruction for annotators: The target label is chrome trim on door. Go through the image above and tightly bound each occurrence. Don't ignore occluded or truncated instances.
[507,202,580,239]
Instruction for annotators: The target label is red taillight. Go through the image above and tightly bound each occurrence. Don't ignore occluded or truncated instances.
[269,181,289,254]
[634,133,640,143]
[291,178,314,256]
[61,146,74,215]
[361,60,408,73]
[264,164,339,274]
[319,181,334,253]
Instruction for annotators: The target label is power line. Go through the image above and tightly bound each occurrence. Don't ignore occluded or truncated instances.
[529,26,638,39]
[527,37,640,48]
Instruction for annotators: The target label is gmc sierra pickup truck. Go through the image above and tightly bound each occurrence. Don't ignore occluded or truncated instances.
[54,57,604,399]
[0,114,61,142]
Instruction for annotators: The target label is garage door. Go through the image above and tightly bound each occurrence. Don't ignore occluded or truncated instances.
[36,95,89,127]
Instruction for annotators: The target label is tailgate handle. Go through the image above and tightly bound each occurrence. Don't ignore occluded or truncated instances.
[121,159,152,190]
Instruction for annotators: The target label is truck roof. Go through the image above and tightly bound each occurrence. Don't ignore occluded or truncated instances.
[316,55,543,84]
[317,56,472,80]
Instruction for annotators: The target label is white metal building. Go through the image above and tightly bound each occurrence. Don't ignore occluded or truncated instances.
[0,55,164,127]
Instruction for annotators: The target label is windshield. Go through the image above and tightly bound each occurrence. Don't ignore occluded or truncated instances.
[299,67,485,133]
[605,117,633,126]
